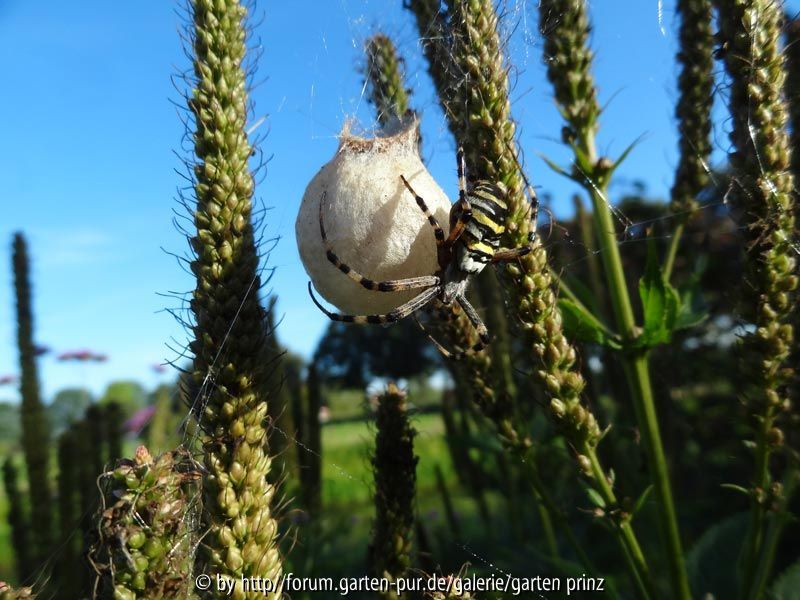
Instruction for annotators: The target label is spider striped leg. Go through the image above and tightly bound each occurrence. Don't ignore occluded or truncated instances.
[453,296,490,356]
[413,296,490,360]
[412,314,459,358]
[446,146,473,246]
[492,242,533,264]
[457,146,467,201]
[318,193,439,292]
[308,282,440,324]
[399,175,445,246]
[505,140,540,241]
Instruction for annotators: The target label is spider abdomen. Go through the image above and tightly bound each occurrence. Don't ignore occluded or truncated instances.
[456,182,508,274]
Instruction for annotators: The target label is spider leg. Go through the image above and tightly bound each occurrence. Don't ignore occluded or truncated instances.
[414,296,490,360]
[505,140,540,241]
[400,175,445,246]
[308,282,440,324]
[454,295,491,355]
[492,241,533,264]
[445,146,473,246]
[413,314,449,353]
[319,192,439,291]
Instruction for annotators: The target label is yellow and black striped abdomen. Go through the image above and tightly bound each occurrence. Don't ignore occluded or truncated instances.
[457,182,507,273]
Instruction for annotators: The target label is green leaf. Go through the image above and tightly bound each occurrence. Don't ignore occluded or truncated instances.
[561,275,602,315]
[631,485,653,516]
[674,270,709,331]
[609,134,646,175]
[720,483,751,497]
[687,513,748,599]
[571,144,594,181]
[586,487,606,508]
[539,153,574,181]
[559,299,622,349]
[635,235,680,348]
[770,562,800,599]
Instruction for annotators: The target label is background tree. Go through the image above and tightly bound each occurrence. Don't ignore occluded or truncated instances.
[313,320,440,389]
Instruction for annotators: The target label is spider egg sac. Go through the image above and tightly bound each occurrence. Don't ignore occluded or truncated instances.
[296,119,451,315]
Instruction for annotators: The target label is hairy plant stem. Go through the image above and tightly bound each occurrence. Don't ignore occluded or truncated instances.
[538,1,690,597]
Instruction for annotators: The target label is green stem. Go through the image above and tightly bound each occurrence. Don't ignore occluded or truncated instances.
[535,495,559,559]
[552,268,615,337]
[519,450,595,575]
[585,446,656,600]
[748,466,798,599]
[663,221,685,282]
[587,182,690,599]
[740,424,772,597]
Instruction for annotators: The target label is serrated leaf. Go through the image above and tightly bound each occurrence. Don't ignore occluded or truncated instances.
[586,487,606,508]
[631,485,653,516]
[635,235,680,348]
[770,562,800,599]
[559,299,622,349]
[687,513,748,599]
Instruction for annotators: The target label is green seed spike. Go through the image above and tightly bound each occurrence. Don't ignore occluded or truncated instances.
[263,298,297,483]
[714,2,798,597]
[86,404,106,481]
[671,0,714,216]
[302,364,322,518]
[90,447,202,600]
[12,233,53,566]
[2,457,32,584]
[184,0,282,595]
[75,418,97,595]
[0,582,35,600]
[56,429,79,600]
[410,0,654,593]
[784,15,800,185]
[368,384,417,600]
[784,13,800,455]
[105,402,124,463]
[665,0,714,278]
[364,34,410,127]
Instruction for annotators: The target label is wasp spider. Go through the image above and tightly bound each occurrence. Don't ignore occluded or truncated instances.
[308,147,537,359]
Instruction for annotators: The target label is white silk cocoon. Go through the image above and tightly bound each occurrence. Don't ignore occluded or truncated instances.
[296,119,451,315]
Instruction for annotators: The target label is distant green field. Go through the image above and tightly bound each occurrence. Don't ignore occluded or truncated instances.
[0,407,478,587]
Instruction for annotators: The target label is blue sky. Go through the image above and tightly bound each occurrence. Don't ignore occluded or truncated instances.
[1,1,796,402]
